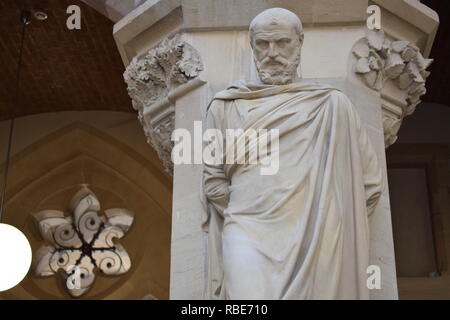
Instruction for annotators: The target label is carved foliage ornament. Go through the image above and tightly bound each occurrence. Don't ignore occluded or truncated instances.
[382,115,403,147]
[124,34,204,174]
[353,29,432,112]
[33,187,134,297]
[353,29,433,147]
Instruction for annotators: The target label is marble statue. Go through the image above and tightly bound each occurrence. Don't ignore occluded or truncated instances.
[202,8,383,299]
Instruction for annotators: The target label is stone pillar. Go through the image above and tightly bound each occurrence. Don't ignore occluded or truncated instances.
[116,0,438,299]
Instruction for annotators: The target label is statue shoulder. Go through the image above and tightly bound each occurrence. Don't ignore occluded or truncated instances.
[329,89,351,103]
[212,80,251,100]
[324,88,360,118]
[318,86,350,104]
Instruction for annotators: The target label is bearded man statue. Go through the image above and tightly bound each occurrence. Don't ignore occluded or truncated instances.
[202,7,383,300]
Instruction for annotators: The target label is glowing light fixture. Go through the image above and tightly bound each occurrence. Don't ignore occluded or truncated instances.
[0,224,32,291]
[0,10,34,292]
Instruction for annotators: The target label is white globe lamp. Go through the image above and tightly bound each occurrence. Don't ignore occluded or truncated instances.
[0,9,34,294]
[0,223,32,292]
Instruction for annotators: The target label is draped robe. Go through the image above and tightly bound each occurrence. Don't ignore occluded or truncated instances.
[202,80,383,300]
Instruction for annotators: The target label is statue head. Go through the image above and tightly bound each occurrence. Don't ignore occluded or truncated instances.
[249,8,304,85]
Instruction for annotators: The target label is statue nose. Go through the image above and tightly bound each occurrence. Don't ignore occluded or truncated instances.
[268,43,278,58]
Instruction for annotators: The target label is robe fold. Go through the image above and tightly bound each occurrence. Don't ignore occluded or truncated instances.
[202,80,383,300]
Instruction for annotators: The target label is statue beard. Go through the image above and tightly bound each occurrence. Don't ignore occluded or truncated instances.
[254,54,301,85]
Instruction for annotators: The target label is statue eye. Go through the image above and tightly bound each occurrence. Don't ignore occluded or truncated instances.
[276,38,291,47]
[255,39,269,49]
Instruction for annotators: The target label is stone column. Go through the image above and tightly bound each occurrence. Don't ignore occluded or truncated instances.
[117,0,438,299]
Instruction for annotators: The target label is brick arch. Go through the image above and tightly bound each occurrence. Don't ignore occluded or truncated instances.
[0,123,171,300]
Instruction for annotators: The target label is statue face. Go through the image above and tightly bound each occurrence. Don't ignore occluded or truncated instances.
[251,21,303,85]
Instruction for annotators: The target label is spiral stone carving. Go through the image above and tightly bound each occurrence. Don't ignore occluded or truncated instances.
[33,187,134,297]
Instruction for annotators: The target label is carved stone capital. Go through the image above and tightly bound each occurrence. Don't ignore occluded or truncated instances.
[124,34,204,174]
[352,29,433,147]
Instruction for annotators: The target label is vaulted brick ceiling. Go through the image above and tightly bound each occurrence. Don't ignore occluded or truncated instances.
[0,0,133,121]
[0,1,448,123]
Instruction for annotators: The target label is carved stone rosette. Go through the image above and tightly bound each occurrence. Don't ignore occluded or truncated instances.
[353,29,433,147]
[33,187,134,298]
[124,34,204,174]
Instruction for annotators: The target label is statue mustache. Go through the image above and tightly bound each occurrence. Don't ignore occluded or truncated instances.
[259,56,290,68]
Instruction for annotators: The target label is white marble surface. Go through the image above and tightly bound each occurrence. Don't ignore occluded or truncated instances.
[169,26,397,300]
[114,0,439,300]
